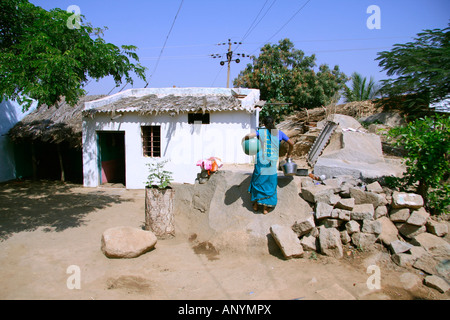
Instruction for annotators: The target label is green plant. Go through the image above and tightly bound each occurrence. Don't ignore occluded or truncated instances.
[146,160,173,189]
[0,0,146,110]
[386,115,450,214]
[375,24,450,112]
[309,251,317,260]
[233,38,347,123]
[343,72,380,102]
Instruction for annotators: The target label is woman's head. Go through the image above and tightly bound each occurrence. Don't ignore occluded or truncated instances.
[262,116,276,130]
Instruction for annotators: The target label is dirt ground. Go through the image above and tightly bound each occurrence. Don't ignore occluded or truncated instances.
[0,179,448,300]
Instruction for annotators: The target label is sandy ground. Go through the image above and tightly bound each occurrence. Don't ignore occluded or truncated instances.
[0,178,448,300]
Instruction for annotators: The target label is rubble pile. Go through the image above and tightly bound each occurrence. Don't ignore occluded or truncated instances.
[270,175,450,293]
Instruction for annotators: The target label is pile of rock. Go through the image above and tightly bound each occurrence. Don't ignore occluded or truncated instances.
[270,175,450,293]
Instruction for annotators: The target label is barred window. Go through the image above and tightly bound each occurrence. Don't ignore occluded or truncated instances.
[142,126,161,157]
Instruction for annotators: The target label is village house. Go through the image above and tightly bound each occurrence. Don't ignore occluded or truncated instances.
[82,87,264,189]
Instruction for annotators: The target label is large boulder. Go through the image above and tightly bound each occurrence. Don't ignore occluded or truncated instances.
[101,226,157,259]
[313,116,405,180]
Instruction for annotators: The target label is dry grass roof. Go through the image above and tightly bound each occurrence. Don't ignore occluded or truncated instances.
[8,95,105,148]
[82,94,246,117]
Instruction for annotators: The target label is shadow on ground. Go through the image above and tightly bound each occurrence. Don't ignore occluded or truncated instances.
[224,174,295,214]
[0,180,129,241]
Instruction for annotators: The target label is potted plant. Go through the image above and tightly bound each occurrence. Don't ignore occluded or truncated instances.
[144,160,175,239]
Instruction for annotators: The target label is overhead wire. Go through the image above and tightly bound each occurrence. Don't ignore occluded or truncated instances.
[212,0,277,86]
[233,0,277,53]
[145,0,184,87]
[265,0,312,43]
[240,0,269,42]
[249,0,312,56]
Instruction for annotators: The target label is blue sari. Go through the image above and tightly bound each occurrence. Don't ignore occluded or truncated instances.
[248,128,280,208]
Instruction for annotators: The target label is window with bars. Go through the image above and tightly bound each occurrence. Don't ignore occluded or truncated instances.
[142,125,161,157]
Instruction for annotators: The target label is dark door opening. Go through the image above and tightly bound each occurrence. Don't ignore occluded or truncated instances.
[97,131,125,186]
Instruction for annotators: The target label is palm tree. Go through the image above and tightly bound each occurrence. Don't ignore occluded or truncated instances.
[344,72,381,102]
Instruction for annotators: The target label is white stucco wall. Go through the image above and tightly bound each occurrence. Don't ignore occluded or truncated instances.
[82,110,257,189]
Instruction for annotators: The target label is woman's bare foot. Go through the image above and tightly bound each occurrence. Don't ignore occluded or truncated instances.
[263,206,269,215]
[253,202,258,211]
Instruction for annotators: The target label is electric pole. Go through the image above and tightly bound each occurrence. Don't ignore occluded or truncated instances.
[211,39,250,88]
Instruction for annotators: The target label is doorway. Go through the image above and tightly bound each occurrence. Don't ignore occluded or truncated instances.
[97,131,125,186]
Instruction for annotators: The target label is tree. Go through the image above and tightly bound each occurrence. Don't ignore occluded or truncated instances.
[0,0,147,110]
[375,24,450,111]
[343,72,380,102]
[233,39,347,122]
[386,115,450,215]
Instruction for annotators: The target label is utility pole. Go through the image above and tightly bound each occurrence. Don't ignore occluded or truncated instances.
[211,39,250,88]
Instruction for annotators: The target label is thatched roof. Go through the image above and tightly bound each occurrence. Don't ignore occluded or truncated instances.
[8,95,105,148]
[82,94,249,117]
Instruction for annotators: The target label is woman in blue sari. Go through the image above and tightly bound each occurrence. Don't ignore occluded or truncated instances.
[244,117,294,214]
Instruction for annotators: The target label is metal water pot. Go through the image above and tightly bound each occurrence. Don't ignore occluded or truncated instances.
[282,158,298,176]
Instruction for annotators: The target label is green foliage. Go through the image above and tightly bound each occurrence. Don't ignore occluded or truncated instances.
[146,160,173,189]
[233,39,347,122]
[386,115,450,214]
[0,0,147,110]
[376,24,450,110]
[343,72,380,102]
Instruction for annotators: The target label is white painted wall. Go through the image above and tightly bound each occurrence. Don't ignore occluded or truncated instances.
[83,110,257,189]
[0,99,37,182]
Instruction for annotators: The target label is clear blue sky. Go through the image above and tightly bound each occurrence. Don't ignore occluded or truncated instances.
[30,0,450,97]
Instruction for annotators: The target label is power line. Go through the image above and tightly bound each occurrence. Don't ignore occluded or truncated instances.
[139,46,394,61]
[145,0,184,87]
[265,0,312,44]
[242,0,278,43]
[211,65,225,87]
[234,0,277,52]
[240,0,269,42]
[138,35,410,51]
[249,0,312,56]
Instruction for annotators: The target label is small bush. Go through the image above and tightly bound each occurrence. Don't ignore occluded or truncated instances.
[386,115,450,214]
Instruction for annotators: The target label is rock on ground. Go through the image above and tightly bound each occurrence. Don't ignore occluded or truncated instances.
[406,207,430,226]
[270,224,304,259]
[345,220,360,235]
[424,275,450,293]
[391,192,424,209]
[426,220,449,237]
[351,232,378,250]
[377,216,399,246]
[351,204,374,221]
[389,240,413,255]
[318,227,343,259]
[292,215,316,237]
[101,226,157,259]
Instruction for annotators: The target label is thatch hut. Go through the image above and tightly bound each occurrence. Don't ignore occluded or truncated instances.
[8,95,104,182]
